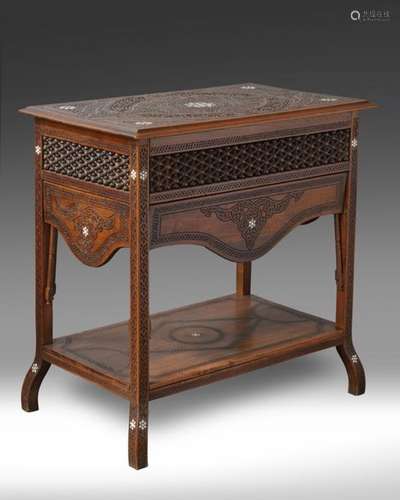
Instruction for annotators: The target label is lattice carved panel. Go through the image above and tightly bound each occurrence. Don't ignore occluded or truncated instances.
[42,136,130,191]
[42,129,350,194]
[150,129,350,193]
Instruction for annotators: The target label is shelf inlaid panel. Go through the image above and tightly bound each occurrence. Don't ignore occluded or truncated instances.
[43,295,344,399]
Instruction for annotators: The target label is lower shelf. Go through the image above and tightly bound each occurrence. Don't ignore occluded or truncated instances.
[42,294,344,400]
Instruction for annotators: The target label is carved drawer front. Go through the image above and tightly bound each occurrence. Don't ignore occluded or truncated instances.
[44,184,129,267]
[150,173,346,262]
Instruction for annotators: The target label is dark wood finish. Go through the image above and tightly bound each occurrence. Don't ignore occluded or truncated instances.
[335,117,366,394]
[42,339,129,398]
[37,117,131,152]
[150,174,346,262]
[148,113,352,204]
[128,141,150,469]
[44,183,129,267]
[44,226,58,304]
[150,112,353,153]
[38,116,352,205]
[20,83,375,138]
[149,128,350,193]
[150,162,349,204]
[236,262,251,296]
[20,83,375,470]
[42,135,130,191]
[43,170,129,203]
[21,127,55,411]
[41,295,344,399]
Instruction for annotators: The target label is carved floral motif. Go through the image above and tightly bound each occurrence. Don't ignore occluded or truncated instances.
[53,198,115,251]
[45,186,128,266]
[201,192,303,249]
[72,206,115,250]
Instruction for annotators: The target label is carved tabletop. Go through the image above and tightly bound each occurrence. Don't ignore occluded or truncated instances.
[20,83,373,137]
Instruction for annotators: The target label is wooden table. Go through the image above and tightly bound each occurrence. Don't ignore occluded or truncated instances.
[20,83,376,469]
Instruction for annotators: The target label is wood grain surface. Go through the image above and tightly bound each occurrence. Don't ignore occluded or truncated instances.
[42,295,344,400]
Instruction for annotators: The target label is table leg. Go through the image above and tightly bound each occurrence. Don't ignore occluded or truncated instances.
[22,136,58,411]
[335,117,365,395]
[236,262,252,296]
[128,141,150,469]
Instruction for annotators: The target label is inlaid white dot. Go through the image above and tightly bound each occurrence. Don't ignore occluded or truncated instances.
[320,97,337,102]
[184,102,216,108]
[35,145,41,155]
[241,85,256,90]
[59,105,76,110]
[135,121,153,125]
[82,226,89,237]
[351,138,358,149]
[31,363,39,374]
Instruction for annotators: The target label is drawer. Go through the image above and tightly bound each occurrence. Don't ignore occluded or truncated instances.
[44,183,129,266]
[150,173,346,262]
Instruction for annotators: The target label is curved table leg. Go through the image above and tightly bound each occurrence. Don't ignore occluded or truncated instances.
[22,222,58,410]
[334,118,366,396]
[336,341,365,395]
[22,134,58,412]
[22,361,51,412]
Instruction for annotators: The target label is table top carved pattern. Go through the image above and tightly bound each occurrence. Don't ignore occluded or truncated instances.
[21,83,373,137]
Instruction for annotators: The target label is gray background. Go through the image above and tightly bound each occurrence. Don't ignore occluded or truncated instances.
[1,1,399,498]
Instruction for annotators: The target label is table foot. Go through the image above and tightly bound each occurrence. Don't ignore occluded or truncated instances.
[21,359,51,412]
[128,406,148,469]
[336,341,365,395]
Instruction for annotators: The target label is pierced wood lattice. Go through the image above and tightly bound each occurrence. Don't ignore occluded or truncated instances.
[42,136,130,191]
[150,129,350,193]
[42,129,350,193]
